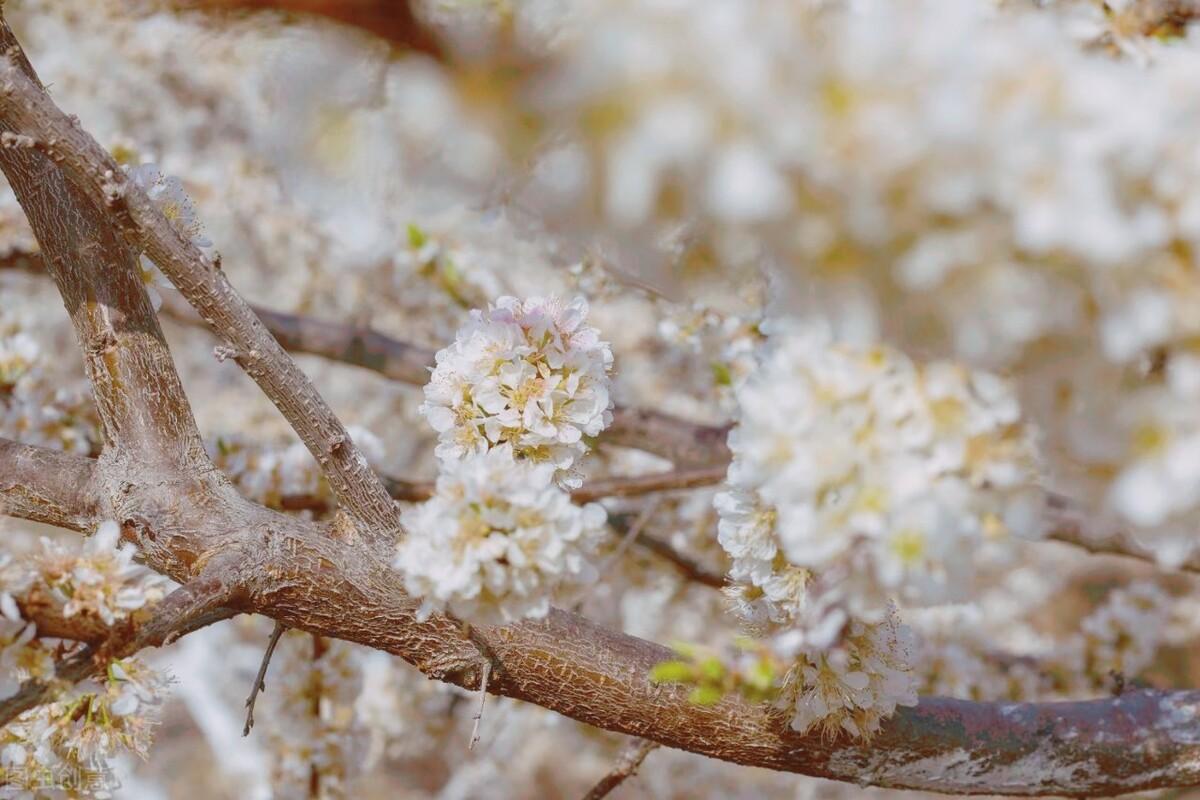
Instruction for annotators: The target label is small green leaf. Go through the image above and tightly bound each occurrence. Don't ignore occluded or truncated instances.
[711,361,733,387]
[649,660,694,684]
[407,223,427,249]
[689,685,724,706]
[698,656,726,683]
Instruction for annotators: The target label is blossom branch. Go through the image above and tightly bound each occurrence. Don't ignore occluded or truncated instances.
[0,569,241,727]
[2,439,1199,795]
[158,296,732,468]
[4,245,733,468]
[2,14,1200,795]
[0,43,399,541]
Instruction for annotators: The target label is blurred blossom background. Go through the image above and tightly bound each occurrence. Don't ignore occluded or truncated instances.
[6,0,1200,797]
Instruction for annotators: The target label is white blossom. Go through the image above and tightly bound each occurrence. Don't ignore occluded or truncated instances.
[421,295,614,486]
[778,605,919,739]
[717,323,1042,627]
[394,444,607,625]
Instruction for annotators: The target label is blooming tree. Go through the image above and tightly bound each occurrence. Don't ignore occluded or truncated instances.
[3,0,1200,798]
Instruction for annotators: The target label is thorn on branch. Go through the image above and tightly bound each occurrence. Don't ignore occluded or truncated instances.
[469,659,491,751]
[243,620,286,737]
[457,619,500,750]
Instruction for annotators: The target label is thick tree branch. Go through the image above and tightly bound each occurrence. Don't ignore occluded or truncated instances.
[0,438,100,532]
[0,48,211,482]
[0,50,399,542]
[1,440,1197,796]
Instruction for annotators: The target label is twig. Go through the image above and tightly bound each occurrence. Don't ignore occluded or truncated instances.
[470,659,491,751]
[582,738,659,800]
[243,620,287,736]
[575,500,660,610]
[281,465,725,514]
[457,619,500,750]
[570,466,726,503]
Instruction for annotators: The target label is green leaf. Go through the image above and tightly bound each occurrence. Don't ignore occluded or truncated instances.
[698,656,726,683]
[689,685,724,706]
[407,223,427,249]
[711,361,733,387]
[649,660,694,684]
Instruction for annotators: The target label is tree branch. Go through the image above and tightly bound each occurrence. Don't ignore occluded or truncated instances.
[2,440,1197,796]
[0,48,399,542]
[0,438,100,532]
[0,568,241,727]
[582,738,658,800]
[158,295,732,468]
[175,0,446,59]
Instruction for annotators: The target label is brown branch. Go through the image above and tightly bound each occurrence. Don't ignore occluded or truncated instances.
[582,738,658,800]
[570,465,727,503]
[243,619,286,736]
[6,442,1200,795]
[631,530,727,589]
[158,296,732,468]
[0,569,241,727]
[0,52,399,542]
[174,0,445,59]
[0,438,100,532]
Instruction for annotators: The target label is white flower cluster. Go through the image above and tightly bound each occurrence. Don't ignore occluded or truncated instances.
[395,444,607,625]
[264,631,368,800]
[0,522,171,798]
[776,605,918,740]
[32,520,170,628]
[717,325,1041,636]
[1,658,169,798]
[421,295,613,486]
[124,161,211,310]
[1072,581,1172,690]
[485,0,1200,565]
[0,553,51,702]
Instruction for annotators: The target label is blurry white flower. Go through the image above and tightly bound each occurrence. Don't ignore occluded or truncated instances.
[716,323,1041,628]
